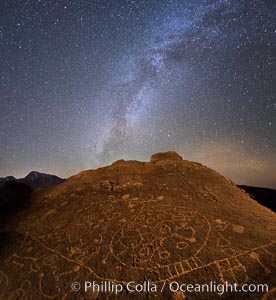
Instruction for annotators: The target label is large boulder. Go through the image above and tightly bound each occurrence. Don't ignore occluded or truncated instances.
[0,152,275,299]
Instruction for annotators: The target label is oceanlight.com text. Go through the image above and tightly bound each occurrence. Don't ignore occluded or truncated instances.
[71,280,269,296]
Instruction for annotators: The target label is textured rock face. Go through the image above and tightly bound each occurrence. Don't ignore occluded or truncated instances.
[0,152,275,300]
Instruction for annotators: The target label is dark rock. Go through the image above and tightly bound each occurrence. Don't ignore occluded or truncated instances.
[238,185,276,213]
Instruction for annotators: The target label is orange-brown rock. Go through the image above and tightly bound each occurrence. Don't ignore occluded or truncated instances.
[0,152,275,299]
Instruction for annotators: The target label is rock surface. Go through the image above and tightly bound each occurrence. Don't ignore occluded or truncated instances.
[0,152,275,299]
[150,151,183,162]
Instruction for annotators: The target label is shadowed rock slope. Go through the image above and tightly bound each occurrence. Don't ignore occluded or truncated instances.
[0,152,275,300]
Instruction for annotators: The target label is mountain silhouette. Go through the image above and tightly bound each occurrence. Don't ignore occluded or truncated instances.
[0,152,275,300]
[0,171,65,190]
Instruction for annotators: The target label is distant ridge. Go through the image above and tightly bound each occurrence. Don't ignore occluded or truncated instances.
[0,171,65,190]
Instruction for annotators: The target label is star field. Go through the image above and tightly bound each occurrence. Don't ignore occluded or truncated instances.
[0,0,275,188]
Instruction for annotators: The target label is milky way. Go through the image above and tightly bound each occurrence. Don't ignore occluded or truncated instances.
[0,0,275,187]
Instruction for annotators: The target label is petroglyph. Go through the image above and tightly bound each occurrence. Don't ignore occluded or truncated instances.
[111,203,210,274]
[0,152,275,299]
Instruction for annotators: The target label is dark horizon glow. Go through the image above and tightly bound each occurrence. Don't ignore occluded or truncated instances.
[0,0,275,188]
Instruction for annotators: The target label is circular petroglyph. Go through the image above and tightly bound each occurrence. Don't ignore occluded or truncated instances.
[110,205,210,273]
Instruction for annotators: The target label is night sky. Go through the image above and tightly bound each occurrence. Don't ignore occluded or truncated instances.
[0,0,275,188]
